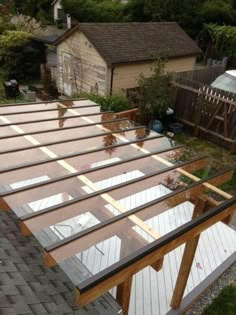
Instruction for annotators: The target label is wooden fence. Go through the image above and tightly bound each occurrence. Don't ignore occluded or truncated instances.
[173,82,236,152]
[173,65,225,85]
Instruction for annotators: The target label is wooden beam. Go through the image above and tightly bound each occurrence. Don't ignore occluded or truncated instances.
[76,201,236,306]
[170,198,207,309]
[0,198,10,212]
[19,221,32,236]
[151,257,164,272]
[116,276,133,315]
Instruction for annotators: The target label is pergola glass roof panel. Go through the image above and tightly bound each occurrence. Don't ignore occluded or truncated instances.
[0,99,235,313]
[0,119,131,151]
[0,113,112,137]
[0,137,170,189]
[2,149,185,211]
[0,99,97,114]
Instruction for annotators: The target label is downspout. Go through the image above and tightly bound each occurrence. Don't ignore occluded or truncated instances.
[109,67,115,96]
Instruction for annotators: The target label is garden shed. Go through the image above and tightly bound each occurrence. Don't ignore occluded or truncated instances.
[54,22,201,96]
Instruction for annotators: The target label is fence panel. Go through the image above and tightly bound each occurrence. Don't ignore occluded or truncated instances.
[173,82,236,152]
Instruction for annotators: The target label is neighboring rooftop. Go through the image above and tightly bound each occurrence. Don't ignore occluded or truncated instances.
[54,22,202,65]
[0,210,122,315]
[34,26,66,44]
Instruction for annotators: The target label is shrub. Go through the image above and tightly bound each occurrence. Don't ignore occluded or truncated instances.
[74,93,132,113]
[0,30,46,81]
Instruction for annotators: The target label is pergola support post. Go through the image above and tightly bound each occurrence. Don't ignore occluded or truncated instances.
[170,198,207,309]
[116,276,133,315]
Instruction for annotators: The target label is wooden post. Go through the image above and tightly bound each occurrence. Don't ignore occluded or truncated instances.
[194,92,205,136]
[116,276,133,315]
[170,198,207,309]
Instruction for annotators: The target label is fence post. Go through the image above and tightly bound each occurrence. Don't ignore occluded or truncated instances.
[193,91,205,137]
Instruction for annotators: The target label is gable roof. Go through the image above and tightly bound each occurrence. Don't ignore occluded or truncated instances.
[54,22,201,65]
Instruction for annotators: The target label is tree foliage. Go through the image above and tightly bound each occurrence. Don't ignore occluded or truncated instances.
[205,23,236,57]
[1,0,51,23]
[61,0,124,22]
[0,30,45,81]
[61,0,236,38]
[137,55,173,123]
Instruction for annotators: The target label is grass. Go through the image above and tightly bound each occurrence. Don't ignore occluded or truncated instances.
[202,284,236,315]
[174,133,236,195]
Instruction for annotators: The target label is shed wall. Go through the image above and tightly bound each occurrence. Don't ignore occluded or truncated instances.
[57,31,108,96]
[112,56,196,94]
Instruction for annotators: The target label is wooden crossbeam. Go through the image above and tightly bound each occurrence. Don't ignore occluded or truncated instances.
[170,198,207,309]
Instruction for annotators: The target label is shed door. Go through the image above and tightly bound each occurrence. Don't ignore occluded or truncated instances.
[63,53,73,96]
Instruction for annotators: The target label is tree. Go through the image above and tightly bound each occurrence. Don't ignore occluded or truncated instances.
[61,0,125,22]
[200,0,236,25]
[125,0,236,38]
[205,23,236,57]
[0,30,46,80]
[136,55,173,125]
[5,0,51,23]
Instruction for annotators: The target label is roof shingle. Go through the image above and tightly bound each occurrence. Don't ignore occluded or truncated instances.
[54,22,201,65]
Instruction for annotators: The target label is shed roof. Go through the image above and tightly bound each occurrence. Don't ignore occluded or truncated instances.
[54,22,202,65]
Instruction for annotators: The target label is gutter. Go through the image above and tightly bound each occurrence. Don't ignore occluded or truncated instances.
[110,67,115,96]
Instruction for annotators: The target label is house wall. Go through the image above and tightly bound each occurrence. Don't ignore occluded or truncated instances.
[112,56,196,95]
[57,31,108,96]
[53,0,62,20]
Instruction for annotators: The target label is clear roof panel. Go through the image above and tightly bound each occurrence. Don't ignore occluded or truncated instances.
[0,136,175,189]
[1,100,229,304]
[20,165,189,235]
[0,105,101,125]
[0,100,97,114]
[0,113,113,137]
[3,148,184,211]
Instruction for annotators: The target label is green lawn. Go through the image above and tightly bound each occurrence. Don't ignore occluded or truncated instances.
[202,284,236,315]
[174,133,236,195]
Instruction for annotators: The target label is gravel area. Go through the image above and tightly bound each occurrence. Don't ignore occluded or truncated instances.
[185,262,236,315]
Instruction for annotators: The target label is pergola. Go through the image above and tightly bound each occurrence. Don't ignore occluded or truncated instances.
[0,99,235,314]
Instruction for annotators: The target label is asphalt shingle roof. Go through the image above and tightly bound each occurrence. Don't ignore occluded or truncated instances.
[54,22,201,65]
[0,211,122,315]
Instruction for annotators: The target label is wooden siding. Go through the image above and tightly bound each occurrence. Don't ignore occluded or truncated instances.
[57,31,108,96]
[112,56,196,95]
